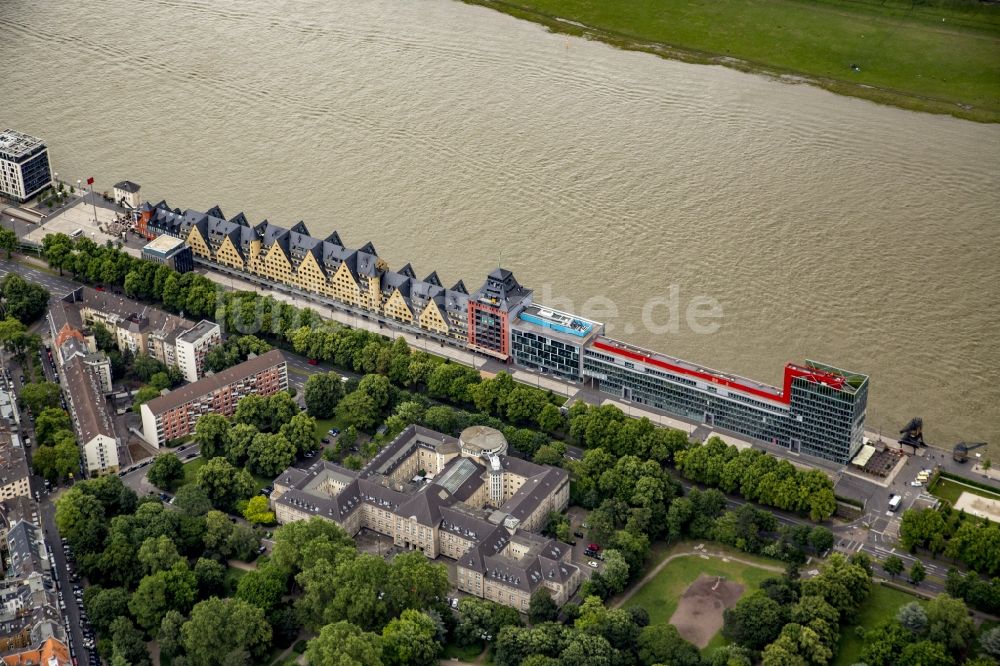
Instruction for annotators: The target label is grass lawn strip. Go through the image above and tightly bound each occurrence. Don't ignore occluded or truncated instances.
[930,476,1000,505]
[462,0,1000,121]
[834,583,923,665]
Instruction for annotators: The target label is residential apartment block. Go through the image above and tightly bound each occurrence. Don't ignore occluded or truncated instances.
[1,637,71,666]
[273,425,579,611]
[0,495,65,657]
[175,320,222,384]
[48,287,220,384]
[0,426,30,503]
[132,198,870,465]
[63,356,118,476]
[139,349,287,448]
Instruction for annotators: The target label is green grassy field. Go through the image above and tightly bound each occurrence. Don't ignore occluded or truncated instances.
[182,456,273,495]
[181,457,207,486]
[464,0,1000,121]
[223,566,248,595]
[930,476,1000,504]
[834,583,922,665]
[622,551,777,633]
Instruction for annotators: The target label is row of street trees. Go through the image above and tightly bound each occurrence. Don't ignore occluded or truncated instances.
[900,504,1000,576]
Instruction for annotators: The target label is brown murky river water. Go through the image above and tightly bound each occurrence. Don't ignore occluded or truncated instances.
[2,0,998,446]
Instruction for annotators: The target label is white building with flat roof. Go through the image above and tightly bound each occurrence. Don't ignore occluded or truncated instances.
[175,320,222,383]
[0,129,52,203]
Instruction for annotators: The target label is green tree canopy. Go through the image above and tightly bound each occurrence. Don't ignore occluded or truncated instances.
[181,597,272,666]
[304,371,345,419]
[195,457,254,511]
[18,381,62,414]
[147,453,184,491]
[305,621,384,666]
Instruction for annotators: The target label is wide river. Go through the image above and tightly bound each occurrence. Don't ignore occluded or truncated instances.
[2,0,999,448]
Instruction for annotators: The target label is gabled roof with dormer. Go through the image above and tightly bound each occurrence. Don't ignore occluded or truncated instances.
[324,230,344,246]
[382,271,412,298]
[290,221,310,235]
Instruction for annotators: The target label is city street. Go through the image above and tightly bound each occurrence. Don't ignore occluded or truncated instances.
[1,249,992,612]
[37,489,93,664]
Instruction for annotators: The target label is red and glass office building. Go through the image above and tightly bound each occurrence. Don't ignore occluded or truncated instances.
[582,337,869,464]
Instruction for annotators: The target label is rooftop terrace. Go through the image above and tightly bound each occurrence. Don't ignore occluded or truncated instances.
[517,304,601,341]
[0,129,46,160]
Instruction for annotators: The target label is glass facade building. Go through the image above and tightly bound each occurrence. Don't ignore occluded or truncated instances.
[583,338,868,464]
[0,129,52,202]
[510,305,602,381]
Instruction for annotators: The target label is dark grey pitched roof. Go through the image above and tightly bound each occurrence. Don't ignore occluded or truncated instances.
[397,485,452,527]
[382,272,412,299]
[355,251,380,278]
[229,212,249,226]
[473,267,532,311]
[290,221,310,235]
[423,271,442,287]
[324,230,344,246]
[397,263,416,279]
[205,205,225,219]
[450,280,468,294]
[499,466,568,523]
[113,180,140,193]
[64,357,114,442]
[359,241,377,256]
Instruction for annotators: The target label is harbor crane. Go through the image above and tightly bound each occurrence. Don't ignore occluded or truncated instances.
[953,442,987,463]
[899,417,926,448]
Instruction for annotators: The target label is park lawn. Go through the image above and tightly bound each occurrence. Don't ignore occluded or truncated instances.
[313,417,348,442]
[442,641,484,661]
[621,548,778,628]
[466,0,1000,120]
[834,583,923,665]
[182,456,272,494]
[223,566,248,595]
[930,476,1000,505]
[181,457,207,486]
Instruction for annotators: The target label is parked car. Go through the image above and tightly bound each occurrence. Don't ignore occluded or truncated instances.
[910,481,923,487]
[307,359,319,365]
[588,561,599,569]
[573,531,584,538]
[588,543,601,552]
[328,428,340,436]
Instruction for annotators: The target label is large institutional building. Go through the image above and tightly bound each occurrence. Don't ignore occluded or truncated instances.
[273,425,580,610]
[139,349,288,448]
[131,199,869,464]
[0,129,51,203]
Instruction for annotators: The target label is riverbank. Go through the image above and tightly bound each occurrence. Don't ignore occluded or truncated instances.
[461,0,1000,122]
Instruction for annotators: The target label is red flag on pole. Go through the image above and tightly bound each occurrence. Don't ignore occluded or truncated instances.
[86,177,94,185]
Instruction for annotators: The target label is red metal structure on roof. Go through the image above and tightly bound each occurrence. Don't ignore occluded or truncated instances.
[591,340,846,405]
